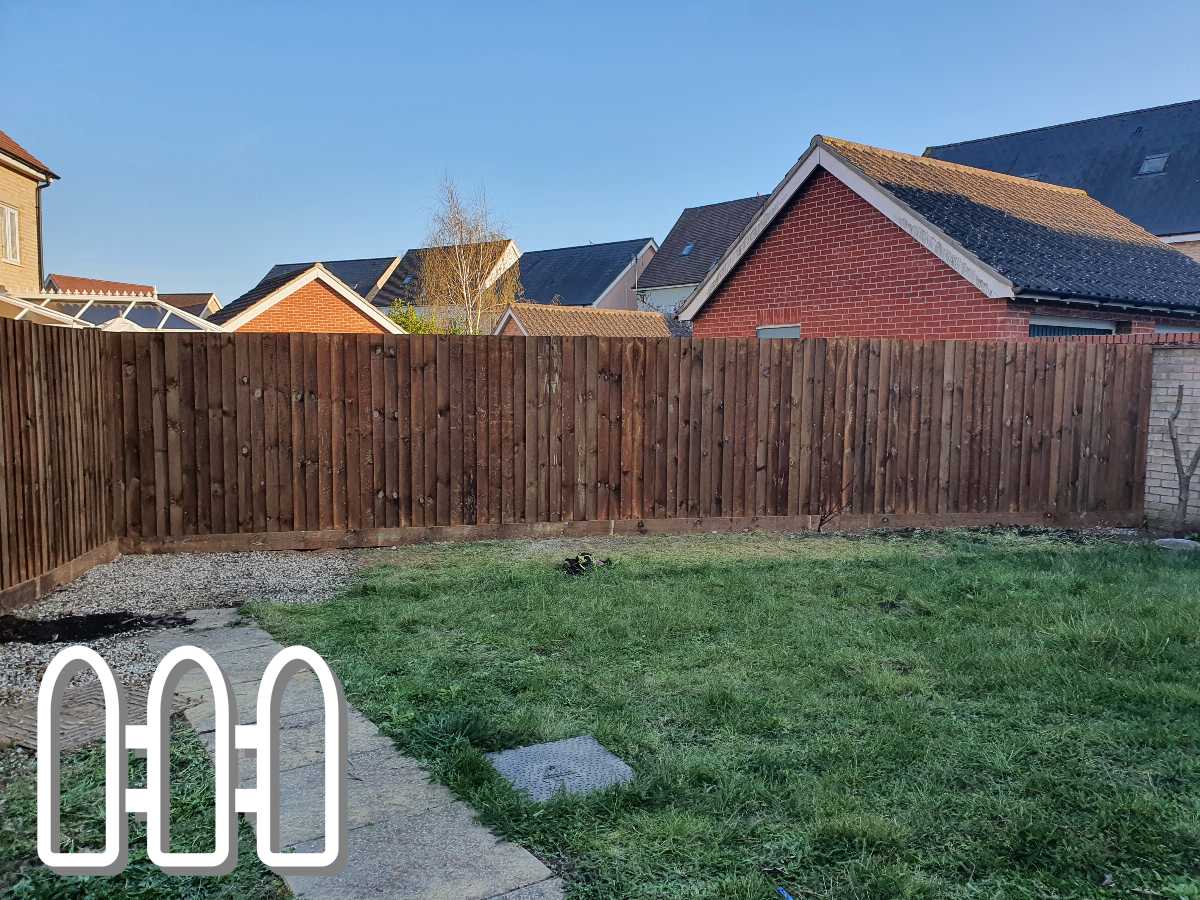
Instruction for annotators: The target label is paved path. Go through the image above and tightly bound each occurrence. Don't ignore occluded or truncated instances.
[145,609,564,900]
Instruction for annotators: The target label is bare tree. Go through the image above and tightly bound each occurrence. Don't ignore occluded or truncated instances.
[1167,384,1200,533]
[419,178,520,334]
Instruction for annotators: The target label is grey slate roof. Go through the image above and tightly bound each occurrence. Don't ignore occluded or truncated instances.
[373,248,426,307]
[373,241,513,308]
[925,100,1200,237]
[208,267,311,326]
[517,238,654,307]
[260,257,397,298]
[637,196,767,290]
[826,137,1200,311]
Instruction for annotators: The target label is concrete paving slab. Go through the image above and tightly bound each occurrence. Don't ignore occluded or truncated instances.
[285,801,553,900]
[265,747,453,847]
[197,707,399,785]
[184,677,327,733]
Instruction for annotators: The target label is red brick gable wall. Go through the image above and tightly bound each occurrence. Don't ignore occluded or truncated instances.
[235,280,387,333]
[690,170,1156,340]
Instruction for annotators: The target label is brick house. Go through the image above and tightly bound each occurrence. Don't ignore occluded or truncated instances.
[0,129,57,298]
[208,263,403,333]
[681,136,1200,340]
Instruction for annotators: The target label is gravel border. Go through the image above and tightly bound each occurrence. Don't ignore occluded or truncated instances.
[1,551,361,705]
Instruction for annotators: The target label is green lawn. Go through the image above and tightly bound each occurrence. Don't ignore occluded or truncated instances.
[0,725,286,899]
[249,530,1200,899]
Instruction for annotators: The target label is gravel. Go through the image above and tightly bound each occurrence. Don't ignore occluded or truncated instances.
[0,550,361,705]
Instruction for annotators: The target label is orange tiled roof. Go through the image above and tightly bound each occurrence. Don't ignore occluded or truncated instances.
[46,274,155,297]
[0,129,57,178]
[500,303,675,338]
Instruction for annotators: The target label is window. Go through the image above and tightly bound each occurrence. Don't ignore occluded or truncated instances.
[1,205,18,264]
[1028,315,1115,338]
[680,242,694,256]
[757,324,801,340]
[1137,153,1169,176]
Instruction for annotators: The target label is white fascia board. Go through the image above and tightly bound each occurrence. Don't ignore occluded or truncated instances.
[363,257,403,303]
[679,141,1015,322]
[151,298,222,331]
[1162,232,1200,244]
[221,267,404,334]
[0,152,54,183]
[492,306,526,336]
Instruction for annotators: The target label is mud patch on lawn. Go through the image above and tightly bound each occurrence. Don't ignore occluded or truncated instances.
[0,611,193,645]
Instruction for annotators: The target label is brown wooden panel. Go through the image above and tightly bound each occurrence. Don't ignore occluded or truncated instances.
[585,337,599,521]
[370,335,386,527]
[524,338,539,522]
[435,336,451,526]
[512,336,526,523]
[560,337,576,522]
[330,335,348,529]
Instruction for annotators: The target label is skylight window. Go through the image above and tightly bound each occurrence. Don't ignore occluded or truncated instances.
[1137,153,1169,176]
[680,242,695,257]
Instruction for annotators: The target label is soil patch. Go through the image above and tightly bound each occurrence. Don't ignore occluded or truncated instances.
[0,611,193,645]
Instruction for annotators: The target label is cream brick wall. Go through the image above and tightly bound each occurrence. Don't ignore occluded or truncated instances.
[1145,347,1200,528]
[0,162,42,296]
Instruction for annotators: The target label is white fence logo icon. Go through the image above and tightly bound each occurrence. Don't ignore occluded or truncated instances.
[37,644,347,876]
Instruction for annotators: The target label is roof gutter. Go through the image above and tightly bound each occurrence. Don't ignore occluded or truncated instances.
[36,181,48,289]
[1016,290,1200,318]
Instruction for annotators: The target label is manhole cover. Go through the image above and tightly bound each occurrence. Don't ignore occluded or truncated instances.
[486,735,633,802]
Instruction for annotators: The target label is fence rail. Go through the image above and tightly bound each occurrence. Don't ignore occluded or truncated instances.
[0,321,1153,605]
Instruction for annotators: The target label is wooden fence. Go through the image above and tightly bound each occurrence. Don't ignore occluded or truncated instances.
[0,321,1153,606]
[0,319,116,607]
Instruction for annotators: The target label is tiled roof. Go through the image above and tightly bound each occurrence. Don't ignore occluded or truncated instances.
[45,274,155,296]
[518,238,653,307]
[208,267,311,326]
[499,303,675,338]
[0,128,57,178]
[260,257,397,298]
[637,196,767,289]
[925,100,1200,237]
[823,136,1200,310]
[375,241,512,308]
[159,292,219,317]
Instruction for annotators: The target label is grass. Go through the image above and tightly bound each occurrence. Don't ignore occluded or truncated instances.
[249,530,1200,899]
[0,724,286,898]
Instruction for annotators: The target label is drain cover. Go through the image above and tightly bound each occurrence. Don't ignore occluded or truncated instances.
[486,735,633,801]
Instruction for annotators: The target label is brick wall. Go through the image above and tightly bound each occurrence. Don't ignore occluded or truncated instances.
[1145,347,1200,529]
[235,280,387,333]
[690,169,1171,340]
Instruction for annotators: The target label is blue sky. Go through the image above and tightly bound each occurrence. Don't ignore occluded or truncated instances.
[4,0,1198,303]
